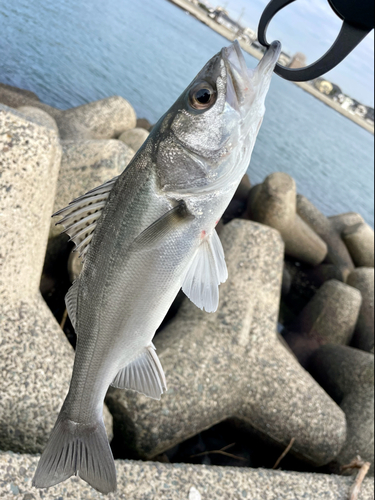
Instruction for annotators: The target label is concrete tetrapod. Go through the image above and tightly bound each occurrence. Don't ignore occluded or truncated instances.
[118,127,149,152]
[297,195,355,280]
[54,96,137,140]
[343,223,375,268]
[0,105,112,453]
[247,173,327,266]
[49,139,135,240]
[309,345,374,475]
[106,220,346,466]
[45,139,135,275]
[0,83,61,120]
[329,212,365,234]
[347,268,375,353]
[17,106,59,134]
[283,280,362,366]
[1,451,374,500]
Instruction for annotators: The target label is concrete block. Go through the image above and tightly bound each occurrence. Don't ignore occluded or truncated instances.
[1,451,374,499]
[118,127,149,152]
[343,223,374,268]
[297,195,355,279]
[55,96,137,140]
[0,105,112,452]
[347,268,375,353]
[106,220,346,467]
[247,173,327,266]
[309,345,374,475]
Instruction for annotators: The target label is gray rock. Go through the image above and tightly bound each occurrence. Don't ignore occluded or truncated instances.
[343,223,375,268]
[329,212,365,234]
[309,346,374,475]
[55,96,137,140]
[17,106,58,133]
[136,117,153,131]
[347,268,375,353]
[0,105,112,452]
[0,83,62,121]
[49,139,135,240]
[1,451,374,500]
[106,220,346,466]
[0,83,40,107]
[288,279,362,347]
[118,127,149,152]
[297,195,355,279]
[0,104,61,304]
[247,173,327,266]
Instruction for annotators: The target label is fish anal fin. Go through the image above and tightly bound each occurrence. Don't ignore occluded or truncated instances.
[53,176,119,263]
[182,229,228,313]
[111,345,167,400]
[65,279,79,330]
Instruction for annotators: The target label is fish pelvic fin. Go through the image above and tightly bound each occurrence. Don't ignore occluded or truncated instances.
[111,344,167,400]
[182,229,228,313]
[32,414,116,494]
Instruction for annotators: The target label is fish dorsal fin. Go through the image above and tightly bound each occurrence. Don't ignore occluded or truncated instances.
[53,176,119,261]
[65,279,79,330]
[111,344,167,401]
[182,230,228,313]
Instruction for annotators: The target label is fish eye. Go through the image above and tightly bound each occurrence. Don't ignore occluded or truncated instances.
[189,82,217,110]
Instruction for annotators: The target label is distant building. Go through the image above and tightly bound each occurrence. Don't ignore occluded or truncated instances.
[289,52,307,69]
[251,40,267,54]
[192,0,214,12]
[366,107,374,125]
[209,7,242,34]
[314,79,342,98]
[336,94,355,111]
[354,104,368,118]
[239,27,256,45]
[278,52,292,67]
[315,79,333,95]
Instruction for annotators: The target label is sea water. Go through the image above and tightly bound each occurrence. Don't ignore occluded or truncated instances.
[1,0,373,226]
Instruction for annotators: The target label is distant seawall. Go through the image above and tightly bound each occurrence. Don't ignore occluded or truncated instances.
[167,0,374,135]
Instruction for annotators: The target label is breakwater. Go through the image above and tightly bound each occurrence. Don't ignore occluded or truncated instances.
[167,0,374,135]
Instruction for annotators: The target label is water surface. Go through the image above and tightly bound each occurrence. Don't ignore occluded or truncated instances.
[1,0,373,225]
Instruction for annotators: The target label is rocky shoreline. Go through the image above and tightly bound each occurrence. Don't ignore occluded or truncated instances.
[0,84,374,499]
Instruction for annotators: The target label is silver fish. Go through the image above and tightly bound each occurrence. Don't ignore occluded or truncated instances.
[33,40,281,494]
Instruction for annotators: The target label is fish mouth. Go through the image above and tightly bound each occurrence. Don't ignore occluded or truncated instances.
[257,40,282,77]
[222,40,249,111]
[223,40,281,111]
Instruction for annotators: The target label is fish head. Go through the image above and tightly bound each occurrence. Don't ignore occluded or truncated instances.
[156,40,281,194]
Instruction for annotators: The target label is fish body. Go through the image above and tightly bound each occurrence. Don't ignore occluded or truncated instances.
[33,40,281,493]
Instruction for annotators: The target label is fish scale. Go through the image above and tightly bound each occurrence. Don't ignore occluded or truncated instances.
[33,40,281,494]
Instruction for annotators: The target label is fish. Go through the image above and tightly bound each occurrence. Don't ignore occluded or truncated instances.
[33,39,281,494]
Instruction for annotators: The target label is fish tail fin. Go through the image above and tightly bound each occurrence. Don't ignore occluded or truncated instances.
[32,413,116,494]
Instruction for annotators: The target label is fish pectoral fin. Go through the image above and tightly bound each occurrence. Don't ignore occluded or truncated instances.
[111,344,167,400]
[65,279,79,330]
[53,176,119,263]
[182,229,228,313]
[133,201,193,249]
